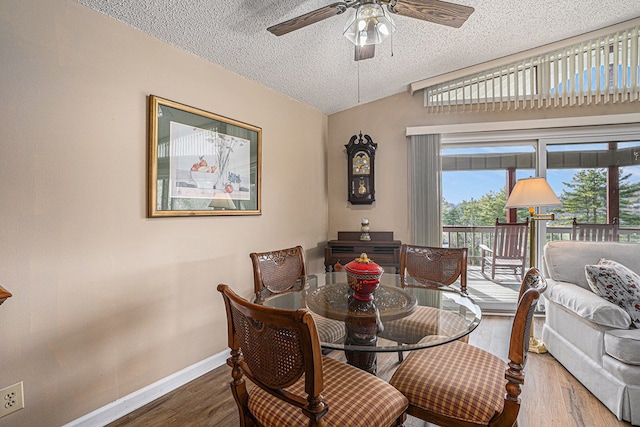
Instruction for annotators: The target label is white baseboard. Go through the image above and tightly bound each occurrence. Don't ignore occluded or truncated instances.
[63,350,229,427]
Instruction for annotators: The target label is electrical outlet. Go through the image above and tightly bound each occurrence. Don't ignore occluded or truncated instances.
[0,382,24,418]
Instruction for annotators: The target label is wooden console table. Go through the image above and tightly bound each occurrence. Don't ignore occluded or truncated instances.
[324,231,402,272]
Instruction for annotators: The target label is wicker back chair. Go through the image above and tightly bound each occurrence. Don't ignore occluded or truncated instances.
[218,284,408,427]
[384,245,469,362]
[250,245,306,303]
[480,218,529,283]
[400,244,468,294]
[572,217,619,241]
[389,267,547,427]
[250,245,345,345]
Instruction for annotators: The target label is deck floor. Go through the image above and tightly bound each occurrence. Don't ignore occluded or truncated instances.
[465,265,521,313]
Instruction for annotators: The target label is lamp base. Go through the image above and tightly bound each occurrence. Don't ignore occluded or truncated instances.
[529,336,548,354]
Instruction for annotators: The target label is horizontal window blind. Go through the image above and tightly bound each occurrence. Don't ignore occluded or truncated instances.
[424,24,640,112]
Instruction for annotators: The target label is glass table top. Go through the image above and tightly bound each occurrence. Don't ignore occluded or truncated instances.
[262,271,482,353]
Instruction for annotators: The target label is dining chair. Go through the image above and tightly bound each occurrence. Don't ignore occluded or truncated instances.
[572,217,619,241]
[250,245,345,345]
[400,244,468,294]
[218,284,408,427]
[250,245,307,303]
[389,267,547,427]
[479,218,529,283]
[381,245,469,362]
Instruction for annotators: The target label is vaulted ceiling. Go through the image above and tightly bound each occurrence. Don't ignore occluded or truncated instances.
[75,0,640,114]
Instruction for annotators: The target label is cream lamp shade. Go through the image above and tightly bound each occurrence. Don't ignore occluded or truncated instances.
[505,177,560,209]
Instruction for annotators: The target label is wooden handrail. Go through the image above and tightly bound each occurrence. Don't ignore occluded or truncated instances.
[443,225,640,266]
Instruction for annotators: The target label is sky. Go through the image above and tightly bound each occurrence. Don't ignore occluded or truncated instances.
[442,142,640,204]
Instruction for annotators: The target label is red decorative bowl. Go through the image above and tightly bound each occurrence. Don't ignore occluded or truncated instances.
[345,253,384,301]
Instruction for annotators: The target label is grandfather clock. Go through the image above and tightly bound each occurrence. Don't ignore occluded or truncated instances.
[346,132,376,205]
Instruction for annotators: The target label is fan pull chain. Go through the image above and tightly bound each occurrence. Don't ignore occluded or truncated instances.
[357,59,361,103]
[389,31,394,57]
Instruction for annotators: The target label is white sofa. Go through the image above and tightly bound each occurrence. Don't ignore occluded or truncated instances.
[541,240,640,425]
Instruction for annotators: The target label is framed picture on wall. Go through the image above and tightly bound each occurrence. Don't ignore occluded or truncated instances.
[148,95,262,217]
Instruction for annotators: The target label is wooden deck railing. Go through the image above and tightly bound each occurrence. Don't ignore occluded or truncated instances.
[443,225,640,266]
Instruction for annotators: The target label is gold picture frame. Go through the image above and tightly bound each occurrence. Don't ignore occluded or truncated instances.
[148,95,262,217]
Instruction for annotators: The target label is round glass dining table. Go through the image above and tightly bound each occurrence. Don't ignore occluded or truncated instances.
[262,271,482,374]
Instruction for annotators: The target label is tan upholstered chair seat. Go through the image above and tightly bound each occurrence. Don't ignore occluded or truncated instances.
[380,306,470,344]
[390,340,505,425]
[250,356,408,426]
[311,313,346,344]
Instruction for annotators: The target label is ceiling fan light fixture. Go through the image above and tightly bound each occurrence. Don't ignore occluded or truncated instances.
[377,22,390,37]
[343,2,395,46]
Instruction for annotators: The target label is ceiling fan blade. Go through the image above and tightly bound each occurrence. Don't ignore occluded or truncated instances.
[389,0,474,28]
[267,2,350,36]
[355,44,375,61]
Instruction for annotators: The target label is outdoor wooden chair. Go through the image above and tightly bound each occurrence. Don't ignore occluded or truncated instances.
[572,217,619,241]
[250,245,345,345]
[389,267,547,427]
[480,218,529,283]
[382,245,469,362]
[218,284,408,427]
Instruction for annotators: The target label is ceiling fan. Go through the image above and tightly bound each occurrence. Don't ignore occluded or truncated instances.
[267,0,474,61]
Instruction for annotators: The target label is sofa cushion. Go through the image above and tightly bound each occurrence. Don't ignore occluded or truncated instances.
[543,241,640,291]
[604,328,640,365]
[585,260,640,328]
[545,280,631,328]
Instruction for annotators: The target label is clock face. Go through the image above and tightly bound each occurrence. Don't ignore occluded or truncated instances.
[352,151,370,175]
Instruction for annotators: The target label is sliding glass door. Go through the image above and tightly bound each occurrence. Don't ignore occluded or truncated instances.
[545,140,640,241]
[439,135,640,311]
[440,143,535,312]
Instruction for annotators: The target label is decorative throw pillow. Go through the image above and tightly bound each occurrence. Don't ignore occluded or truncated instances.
[584,259,640,328]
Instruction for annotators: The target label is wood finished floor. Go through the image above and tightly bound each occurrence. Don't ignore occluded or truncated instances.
[107,316,631,427]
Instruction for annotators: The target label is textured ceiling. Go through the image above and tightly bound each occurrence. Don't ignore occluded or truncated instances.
[74,0,640,114]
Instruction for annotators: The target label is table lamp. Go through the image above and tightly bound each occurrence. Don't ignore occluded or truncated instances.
[505,177,560,353]
[208,193,236,210]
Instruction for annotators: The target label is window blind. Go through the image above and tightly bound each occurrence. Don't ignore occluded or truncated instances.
[424,24,640,112]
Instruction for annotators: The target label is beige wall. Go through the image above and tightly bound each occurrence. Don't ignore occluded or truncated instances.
[328,89,640,245]
[0,0,328,425]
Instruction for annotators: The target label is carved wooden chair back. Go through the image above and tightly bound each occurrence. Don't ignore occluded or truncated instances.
[480,218,529,282]
[389,267,547,427]
[572,217,619,241]
[250,245,306,303]
[400,244,468,294]
[500,267,548,424]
